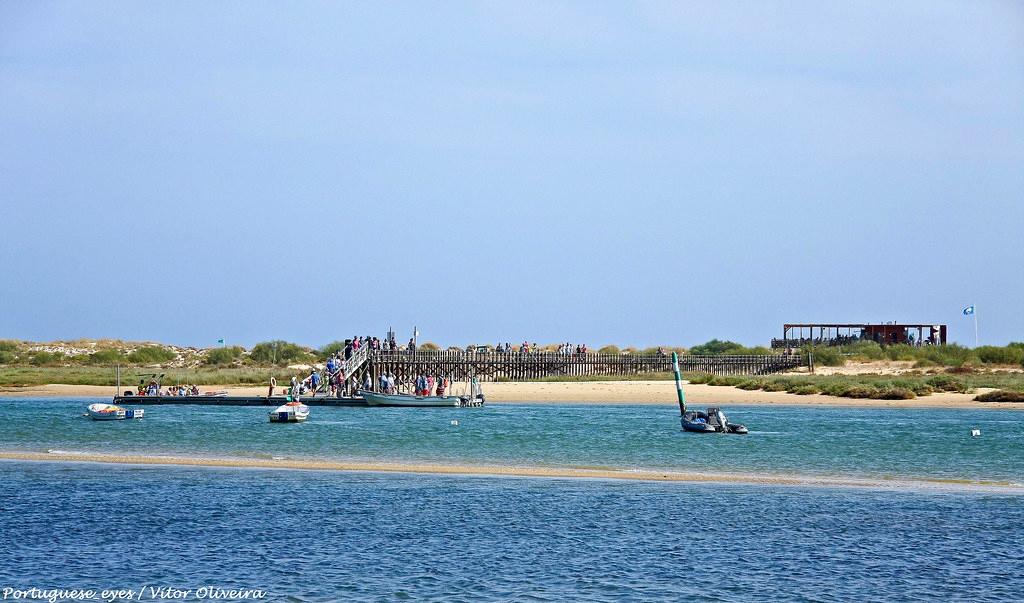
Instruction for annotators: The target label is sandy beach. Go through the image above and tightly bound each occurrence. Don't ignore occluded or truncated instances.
[2,451,1020,492]
[0,381,1019,409]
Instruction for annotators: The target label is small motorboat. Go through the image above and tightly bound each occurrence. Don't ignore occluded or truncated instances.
[358,376,485,408]
[359,390,461,407]
[682,407,748,434]
[87,403,144,421]
[269,401,309,423]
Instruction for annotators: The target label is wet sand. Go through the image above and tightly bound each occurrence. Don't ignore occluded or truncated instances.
[1,382,1018,409]
[2,451,1020,493]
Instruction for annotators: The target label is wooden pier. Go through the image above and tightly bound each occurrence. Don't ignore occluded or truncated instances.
[111,350,806,406]
[361,350,806,386]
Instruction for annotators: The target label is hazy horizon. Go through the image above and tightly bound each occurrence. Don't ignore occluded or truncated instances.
[2,2,1022,348]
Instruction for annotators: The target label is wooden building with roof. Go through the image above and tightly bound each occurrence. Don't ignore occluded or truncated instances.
[772,323,947,350]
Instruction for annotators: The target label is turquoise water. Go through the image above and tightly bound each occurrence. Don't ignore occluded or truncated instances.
[2,398,1024,601]
[2,398,1023,482]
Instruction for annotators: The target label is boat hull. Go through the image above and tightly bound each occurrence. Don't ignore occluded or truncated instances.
[87,403,141,420]
[268,403,309,423]
[681,408,747,435]
[359,391,460,407]
[681,421,717,433]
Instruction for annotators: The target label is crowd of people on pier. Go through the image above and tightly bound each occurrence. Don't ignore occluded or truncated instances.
[135,381,199,396]
[489,342,589,354]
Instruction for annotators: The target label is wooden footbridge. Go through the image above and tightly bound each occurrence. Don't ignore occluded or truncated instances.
[354,350,807,386]
[113,349,807,406]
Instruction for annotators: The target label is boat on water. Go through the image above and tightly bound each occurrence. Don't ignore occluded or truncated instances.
[269,401,309,423]
[87,403,144,421]
[681,407,748,434]
[359,378,485,407]
[360,390,463,407]
[669,352,747,435]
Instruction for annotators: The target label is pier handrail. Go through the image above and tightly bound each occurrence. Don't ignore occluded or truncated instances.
[310,343,371,396]
[365,349,807,380]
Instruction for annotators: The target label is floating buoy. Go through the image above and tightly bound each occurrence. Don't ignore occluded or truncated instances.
[450,420,459,426]
[971,429,981,437]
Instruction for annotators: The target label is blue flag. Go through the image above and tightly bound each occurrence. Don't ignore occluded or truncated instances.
[217,338,225,344]
[963,305,975,316]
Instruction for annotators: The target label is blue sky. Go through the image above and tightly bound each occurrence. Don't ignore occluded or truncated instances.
[1,1,1022,348]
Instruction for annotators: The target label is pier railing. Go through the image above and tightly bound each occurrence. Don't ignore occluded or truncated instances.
[362,350,806,383]
[312,343,371,395]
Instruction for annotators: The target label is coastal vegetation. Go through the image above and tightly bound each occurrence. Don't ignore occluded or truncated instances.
[685,372,1024,401]
[687,339,773,355]
[247,341,315,366]
[0,338,1022,401]
[204,346,245,366]
[806,341,1024,368]
[0,366,276,387]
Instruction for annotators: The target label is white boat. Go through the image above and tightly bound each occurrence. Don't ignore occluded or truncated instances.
[87,403,144,420]
[359,378,484,408]
[269,401,309,423]
[359,391,462,407]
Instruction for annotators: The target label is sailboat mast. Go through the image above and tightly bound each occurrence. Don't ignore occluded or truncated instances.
[672,352,685,414]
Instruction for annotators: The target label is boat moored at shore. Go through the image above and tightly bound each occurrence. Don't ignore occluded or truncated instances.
[359,391,464,407]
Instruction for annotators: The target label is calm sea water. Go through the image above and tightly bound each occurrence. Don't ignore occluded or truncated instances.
[1,463,1022,602]
[1,398,1022,482]
[1,398,1023,601]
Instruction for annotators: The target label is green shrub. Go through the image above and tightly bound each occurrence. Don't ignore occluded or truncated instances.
[878,387,915,400]
[925,375,968,393]
[0,340,19,353]
[688,339,747,355]
[761,381,788,392]
[976,346,1024,365]
[29,351,63,366]
[817,381,850,396]
[706,375,744,387]
[88,349,124,365]
[126,346,176,364]
[735,379,765,390]
[249,341,313,366]
[791,384,820,395]
[0,350,15,364]
[843,341,885,360]
[810,347,844,367]
[916,344,976,367]
[318,341,347,359]
[975,389,1024,402]
[205,346,244,366]
[420,342,440,351]
[598,345,621,355]
[843,385,879,399]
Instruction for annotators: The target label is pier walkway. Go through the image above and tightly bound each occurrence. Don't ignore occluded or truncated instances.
[112,351,807,406]
[364,350,806,385]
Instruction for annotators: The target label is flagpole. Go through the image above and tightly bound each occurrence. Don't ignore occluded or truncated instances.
[974,307,979,348]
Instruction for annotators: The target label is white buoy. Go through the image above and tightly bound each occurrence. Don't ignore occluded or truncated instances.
[450,420,459,426]
[971,429,981,437]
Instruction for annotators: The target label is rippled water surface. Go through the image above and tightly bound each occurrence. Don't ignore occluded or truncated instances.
[2,398,1023,482]
[2,398,1023,601]
[1,463,1022,602]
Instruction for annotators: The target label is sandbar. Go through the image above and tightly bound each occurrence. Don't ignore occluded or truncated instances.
[2,451,1020,493]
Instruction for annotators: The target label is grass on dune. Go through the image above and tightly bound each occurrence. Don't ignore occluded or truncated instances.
[687,372,1024,401]
[0,367,284,387]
